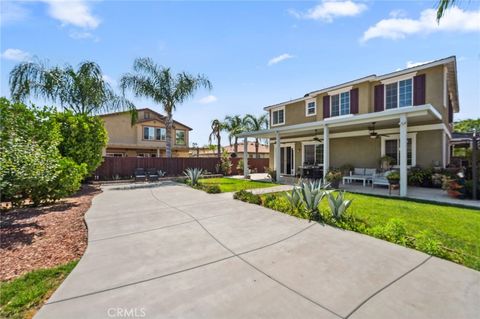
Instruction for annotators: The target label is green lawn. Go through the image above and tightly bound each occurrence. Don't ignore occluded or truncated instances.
[259,192,480,270]
[199,177,276,193]
[0,261,78,319]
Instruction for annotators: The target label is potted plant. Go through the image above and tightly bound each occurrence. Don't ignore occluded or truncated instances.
[386,171,400,187]
[326,169,342,189]
[380,155,394,170]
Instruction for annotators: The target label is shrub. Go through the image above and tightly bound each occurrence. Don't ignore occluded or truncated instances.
[408,166,433,187]
[184,168,203,186]
[368,219,410,246]
[325,170,342,188]
[263,193,295,215]
[219,150,232,175]
[327,191,352,220]
[203,184,221,194]
[414,231,448,258]
[233,190,262,205]
[0,99,86,206]
[54,111,108,174]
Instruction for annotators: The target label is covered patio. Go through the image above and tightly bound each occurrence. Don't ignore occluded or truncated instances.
[238,104,448,198]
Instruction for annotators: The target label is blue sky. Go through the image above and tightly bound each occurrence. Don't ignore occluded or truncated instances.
[1,0,479,146]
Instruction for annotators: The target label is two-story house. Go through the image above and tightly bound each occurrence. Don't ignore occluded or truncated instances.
[100,108,192,157]
[238,56,459,197]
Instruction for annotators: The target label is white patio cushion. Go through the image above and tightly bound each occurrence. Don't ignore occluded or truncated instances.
[364,168,376,176]
[354,168,365,175]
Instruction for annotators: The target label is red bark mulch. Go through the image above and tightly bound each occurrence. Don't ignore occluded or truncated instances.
[0,185,102,281]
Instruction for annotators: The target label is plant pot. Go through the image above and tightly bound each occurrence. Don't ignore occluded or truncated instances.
[330,180,340,189]
[388,179,400,186]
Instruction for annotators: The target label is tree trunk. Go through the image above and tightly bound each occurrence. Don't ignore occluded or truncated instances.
[255,138,259,159]
[165,111,173,158]
[234,137,238,154]
[217,133,221,158]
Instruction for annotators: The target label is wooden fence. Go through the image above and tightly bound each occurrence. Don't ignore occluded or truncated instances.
[93,157,269,180]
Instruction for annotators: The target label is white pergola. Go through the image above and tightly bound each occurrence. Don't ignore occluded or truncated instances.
[238,104,445,197]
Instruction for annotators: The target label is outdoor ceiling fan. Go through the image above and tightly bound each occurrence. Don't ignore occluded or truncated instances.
[368,122,389,139]
[313,129,322,142]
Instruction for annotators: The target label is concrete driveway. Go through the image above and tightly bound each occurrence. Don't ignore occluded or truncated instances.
[36,182,479,319]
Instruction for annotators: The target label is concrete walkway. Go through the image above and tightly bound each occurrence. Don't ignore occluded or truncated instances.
[36,182,479,319]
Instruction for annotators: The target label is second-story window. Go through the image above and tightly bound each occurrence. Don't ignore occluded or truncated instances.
[176,130,186,145]
[385,78,413,109]
[156,128,166,141]
[144,127,155,140]
[144,112,150,119]
[306,99,316,116]
[331,91,350,117]
[271,108,285,126]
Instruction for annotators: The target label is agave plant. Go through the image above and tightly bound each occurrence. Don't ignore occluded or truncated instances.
[284,187,302,210]
[296,179,329,221]
[327,191,352,220]
[184,168,203,186]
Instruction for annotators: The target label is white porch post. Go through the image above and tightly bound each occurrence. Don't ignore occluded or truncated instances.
[275,131,281,183]
[399,114,408,197]
[243,137,249,178]
[323,125,329,180]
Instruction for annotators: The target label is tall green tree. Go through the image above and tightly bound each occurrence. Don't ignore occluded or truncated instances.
[244,113,269,158]
[454,119,480,133]
[208,119,224,157]
[9,60,134,116]
[224,115,245,154]
[120,57,212,157]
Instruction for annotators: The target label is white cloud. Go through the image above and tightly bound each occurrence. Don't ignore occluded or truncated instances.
[290,0,367,22]
[0,1,29,25]
[268,53,294,66]
[197,95,218,104]
[43,0,100,29]
[406,60,433,68]
[362,6,480,42]
[1,48,32,62]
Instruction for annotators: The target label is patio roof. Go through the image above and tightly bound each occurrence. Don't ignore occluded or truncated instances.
[238,104,443,139]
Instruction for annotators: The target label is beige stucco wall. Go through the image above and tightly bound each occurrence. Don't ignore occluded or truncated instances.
[270,64,448,129]
[103,113,137,144]
[268,130,445,172]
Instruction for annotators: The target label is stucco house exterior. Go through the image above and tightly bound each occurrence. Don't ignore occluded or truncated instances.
[224,142,270,159]
[100,108,192,157]
[238,56,459,197]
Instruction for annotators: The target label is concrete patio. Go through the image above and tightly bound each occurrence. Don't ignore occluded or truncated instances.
[35,181,479,319]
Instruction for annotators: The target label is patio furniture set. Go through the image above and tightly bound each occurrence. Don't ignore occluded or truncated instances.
[343,168,396,194]
[299,165,324,179]
[134,168,166,182]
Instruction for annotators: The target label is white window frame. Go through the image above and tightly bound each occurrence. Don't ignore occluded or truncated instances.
[175,129,186,145]
[383,78,414,110]
[143,126,155,140]
[271,106,285,127]
[330,91,350,117]
[380,133,417,167]
[156,128,166,141]
[305,98,316,117]
[106,152,125,157]
[301,141,324,166]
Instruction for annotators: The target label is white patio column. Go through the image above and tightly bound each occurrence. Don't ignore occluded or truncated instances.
[243,137,249,179]
[275,131,281,183]
[399,114,408,197]
[323,125,329,180]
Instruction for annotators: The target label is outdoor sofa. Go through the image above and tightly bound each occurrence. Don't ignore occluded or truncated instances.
[342,168,376,186]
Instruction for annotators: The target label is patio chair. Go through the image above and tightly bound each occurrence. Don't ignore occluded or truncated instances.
[147,168,159,181]
[134,168,147,182]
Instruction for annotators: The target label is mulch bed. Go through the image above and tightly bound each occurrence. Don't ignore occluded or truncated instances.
[0,185,102,281]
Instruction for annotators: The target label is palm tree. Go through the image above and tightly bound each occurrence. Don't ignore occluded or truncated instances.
[9,60,134,116]
[244,113,269,158]
[223,115,245,154]
[436,0,463,21]
[208,119,224,157]
[120,57,211,158]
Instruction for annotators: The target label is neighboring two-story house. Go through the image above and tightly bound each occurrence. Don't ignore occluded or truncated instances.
[100,108,192,157]
[238,56,459,196]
